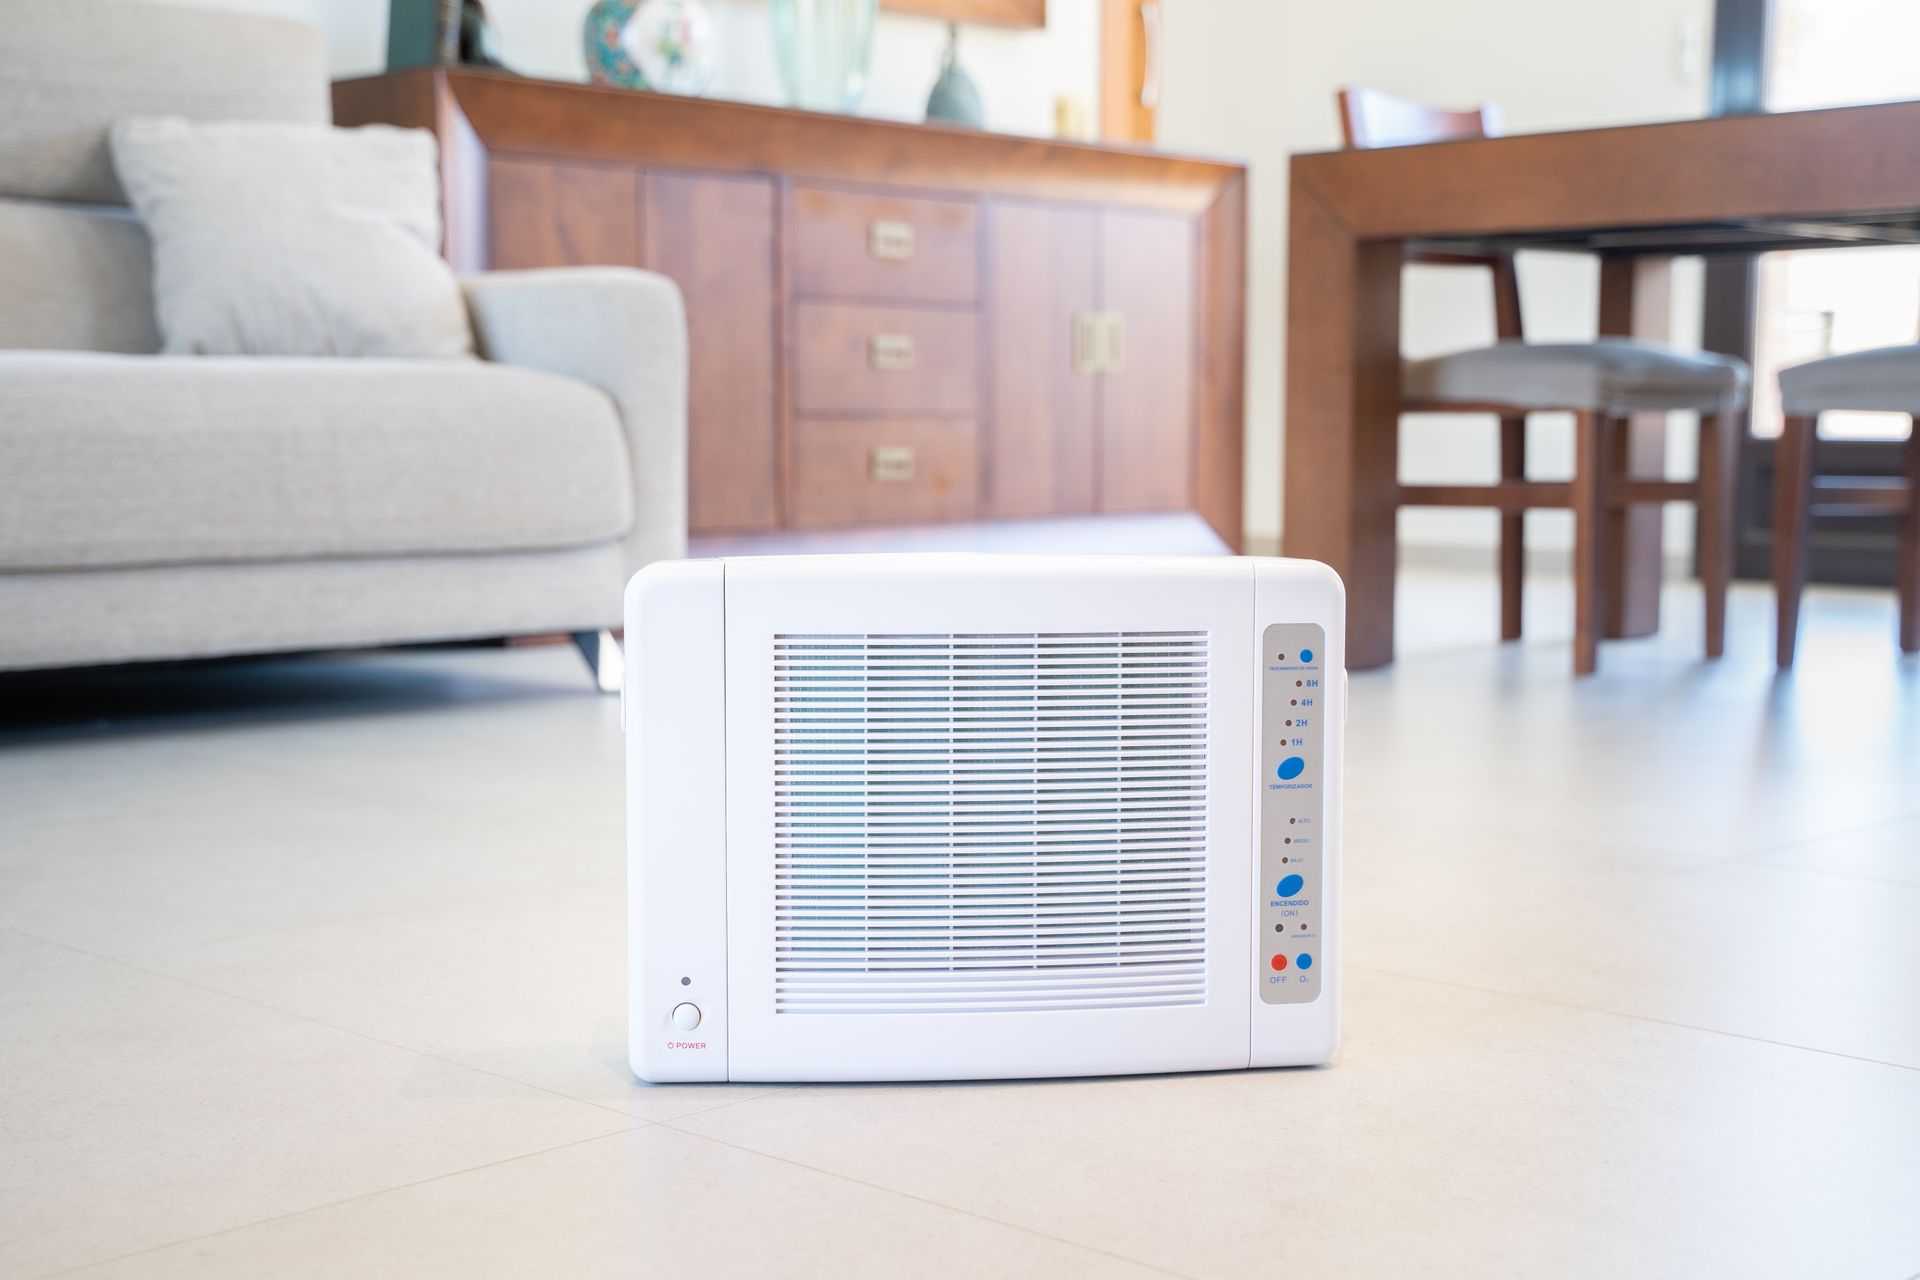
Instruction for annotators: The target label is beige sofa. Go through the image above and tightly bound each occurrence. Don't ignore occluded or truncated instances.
[0,2,687,677]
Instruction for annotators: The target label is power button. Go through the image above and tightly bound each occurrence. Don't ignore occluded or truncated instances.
[671,1002,702,1032]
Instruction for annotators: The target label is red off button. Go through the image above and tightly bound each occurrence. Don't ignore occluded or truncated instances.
[1270,954,1289,971]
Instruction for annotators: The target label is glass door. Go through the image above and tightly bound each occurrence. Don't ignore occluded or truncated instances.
[1739,0,1920,583]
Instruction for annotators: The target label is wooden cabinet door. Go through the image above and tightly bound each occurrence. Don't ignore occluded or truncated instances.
[488,157,640,269]
[643,171,781,533]
[1097,208,1195,512]
[986,201,1097,517]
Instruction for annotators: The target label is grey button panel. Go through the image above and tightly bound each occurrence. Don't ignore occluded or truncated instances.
[1259,623,1325,1005]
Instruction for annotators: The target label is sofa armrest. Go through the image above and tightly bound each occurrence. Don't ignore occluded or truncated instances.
[462,268,688,574]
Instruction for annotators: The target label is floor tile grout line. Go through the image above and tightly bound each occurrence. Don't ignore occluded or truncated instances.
[1675,806,1920,879]
[1351,962,1920,1075]
[1731,860,1920,891]
[1,925,102,962]
[90,869,627,962]
[18,927,812,1130]
[646,1084,803,1121]
[16,925,789,1128]
[33,935,655,1125]
[654,1124,1197,1280]
[38,1127,644,1280]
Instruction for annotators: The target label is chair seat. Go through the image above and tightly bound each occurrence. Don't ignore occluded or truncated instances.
[1779,343,1920,416]
[1404,338,1749,414]
[0,352,634,572]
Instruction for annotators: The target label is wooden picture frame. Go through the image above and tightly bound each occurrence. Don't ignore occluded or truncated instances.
[880,0,1046,30]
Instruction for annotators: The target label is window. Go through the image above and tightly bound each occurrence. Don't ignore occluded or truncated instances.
[1750,0,1920,442]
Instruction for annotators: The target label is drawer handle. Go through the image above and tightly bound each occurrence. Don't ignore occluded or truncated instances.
[869,219,916,261]
[1072,310,1126,375]
[1072,311,1102,376]
[870,445,916,483]
[869,332,916,372]
[1103,310,1127,374]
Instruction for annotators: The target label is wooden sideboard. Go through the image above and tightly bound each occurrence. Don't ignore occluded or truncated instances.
[335,70,1246,547]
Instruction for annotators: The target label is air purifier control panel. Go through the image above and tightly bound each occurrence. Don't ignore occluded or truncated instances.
[1258,623,1326,1005]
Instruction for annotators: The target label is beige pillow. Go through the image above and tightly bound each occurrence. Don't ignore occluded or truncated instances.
[108,117,472,358]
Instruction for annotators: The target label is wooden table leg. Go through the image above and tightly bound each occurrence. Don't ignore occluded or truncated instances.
[1498,415,1527,641]
[1596,256,1672,639]
[1572,411,1607,676]
[1899,421,1919,654]
[1282,173,1404,669]
[1773,414,1817,668]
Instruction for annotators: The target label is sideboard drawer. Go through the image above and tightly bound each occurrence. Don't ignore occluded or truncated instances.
[790,419,980,526]
[793,302,978,416]
[791,184,978,304]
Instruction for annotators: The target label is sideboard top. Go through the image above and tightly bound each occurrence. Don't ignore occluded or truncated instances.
[334,69,1246,215]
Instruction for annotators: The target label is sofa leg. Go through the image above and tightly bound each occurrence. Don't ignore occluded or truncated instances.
[571,630,623,694]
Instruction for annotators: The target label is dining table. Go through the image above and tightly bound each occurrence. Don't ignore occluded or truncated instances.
[1283,100,1920,669]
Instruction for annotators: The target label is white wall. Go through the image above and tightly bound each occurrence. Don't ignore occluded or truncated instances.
[187,0,1098,138]
[1157,0,1718,559]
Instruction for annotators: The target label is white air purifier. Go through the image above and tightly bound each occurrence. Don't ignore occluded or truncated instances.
[624,554,1346,1082]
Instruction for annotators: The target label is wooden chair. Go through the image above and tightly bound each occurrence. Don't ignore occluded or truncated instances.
[1337,86,1749,675]
[1771,345,1920,665]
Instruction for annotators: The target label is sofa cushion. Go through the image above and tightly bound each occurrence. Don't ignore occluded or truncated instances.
[110,118,472,359]
[0,199,159,354]
[0,353,635,571]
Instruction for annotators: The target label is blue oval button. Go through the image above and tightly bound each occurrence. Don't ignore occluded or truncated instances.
[1276,873,1304,897]
[1299,648,1314,664]
[1296,952,1313,970]
[1277,757,1305,780]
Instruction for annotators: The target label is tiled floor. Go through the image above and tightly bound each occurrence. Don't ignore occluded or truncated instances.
[3,568,1918,1278]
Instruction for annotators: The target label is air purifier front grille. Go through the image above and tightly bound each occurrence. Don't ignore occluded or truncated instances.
[771,631,1210,1015]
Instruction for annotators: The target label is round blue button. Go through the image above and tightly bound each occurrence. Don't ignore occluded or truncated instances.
[1276,873,1304,897]
[1277,756,1305,780]
[1296,953,1313,970]
[1299,648,1314,664]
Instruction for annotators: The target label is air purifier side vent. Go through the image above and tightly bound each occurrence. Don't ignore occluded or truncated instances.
[771,631,1210,1015]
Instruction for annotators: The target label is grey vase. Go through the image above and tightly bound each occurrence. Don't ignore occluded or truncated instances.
[925,23,983,128]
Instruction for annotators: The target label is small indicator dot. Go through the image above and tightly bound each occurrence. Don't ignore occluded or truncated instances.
[1296,680,1303,688]
[1286,719,1293,726]
[1276,653,1288,661]
[1275,923,1285,933]
[1290,699,1298,706]
[680,976,691,986]
[1281,856,1289,864]
[1289,817,1297,825]
[1284,837,1292,844]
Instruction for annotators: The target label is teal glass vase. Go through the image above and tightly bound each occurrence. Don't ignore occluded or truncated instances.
[769,0,877,113]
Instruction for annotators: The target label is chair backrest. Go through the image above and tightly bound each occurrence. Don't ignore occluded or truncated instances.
[0,0,330,353]
[1336,86,1503,149]
[1336,85,1520,341]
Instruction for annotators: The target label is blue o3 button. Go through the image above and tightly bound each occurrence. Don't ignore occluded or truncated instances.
[1276,873,1304,897]
[1277,756,1305,780]
[1296,953,1313,970]
[1299,649,1314,664]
